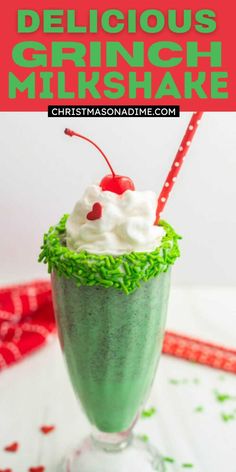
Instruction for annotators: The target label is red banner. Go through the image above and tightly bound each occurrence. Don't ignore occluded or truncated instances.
[0,0,235,111]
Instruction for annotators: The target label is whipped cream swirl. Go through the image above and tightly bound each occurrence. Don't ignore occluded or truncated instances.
[66,184,165,255]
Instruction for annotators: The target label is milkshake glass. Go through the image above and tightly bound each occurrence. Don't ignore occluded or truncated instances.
[40,208,180,471]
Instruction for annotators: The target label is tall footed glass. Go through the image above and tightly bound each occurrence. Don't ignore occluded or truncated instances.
[52,269,171,472]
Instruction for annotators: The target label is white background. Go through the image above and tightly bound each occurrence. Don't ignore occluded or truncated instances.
[0,111,236,286]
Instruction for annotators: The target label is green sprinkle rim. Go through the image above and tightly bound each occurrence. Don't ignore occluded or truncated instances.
[38,214,181,294]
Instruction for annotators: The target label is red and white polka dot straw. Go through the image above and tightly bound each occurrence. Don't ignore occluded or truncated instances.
[155,112,203,223]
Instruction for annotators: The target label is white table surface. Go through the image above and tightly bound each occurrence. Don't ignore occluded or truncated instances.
[0,286,236,472]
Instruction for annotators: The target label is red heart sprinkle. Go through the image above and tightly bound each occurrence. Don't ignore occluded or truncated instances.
[87,202,102,221]
[29,467,45,472]
[40,425,55,434]
[4,441,19,452]
[0,469,13,472]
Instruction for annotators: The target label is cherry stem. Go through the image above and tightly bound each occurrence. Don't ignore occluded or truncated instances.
[64,128,116,177]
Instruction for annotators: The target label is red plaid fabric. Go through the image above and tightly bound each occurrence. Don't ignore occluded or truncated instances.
[0,280,55,370]
[0,280,235,374]
[163,332,236,374]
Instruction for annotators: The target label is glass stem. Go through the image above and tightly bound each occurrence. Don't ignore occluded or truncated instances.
[91,426,133,452]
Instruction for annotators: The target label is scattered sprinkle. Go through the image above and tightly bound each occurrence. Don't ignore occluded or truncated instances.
[193,378,200,385]
[169,378,200,386]
[169,378,180,385]
[164,457,175,463]
[218,375,225,382]
[39,216,181,294]
[0,469,13,472]
[138,434,149,442]
[141,407,157,418]
[194,406,204,413]
[214,390,236,403]
[221,412,235,422]
[40,425,55,434]
[4,441,19,452]
[182,464,194,468]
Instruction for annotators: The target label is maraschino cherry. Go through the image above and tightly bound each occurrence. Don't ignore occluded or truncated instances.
[64,128,135,195]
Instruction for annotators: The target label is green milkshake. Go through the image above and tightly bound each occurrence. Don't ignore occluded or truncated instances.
[52,270,171,433]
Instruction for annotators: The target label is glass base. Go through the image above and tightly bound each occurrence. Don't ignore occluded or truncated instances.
[60,434,164,472]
